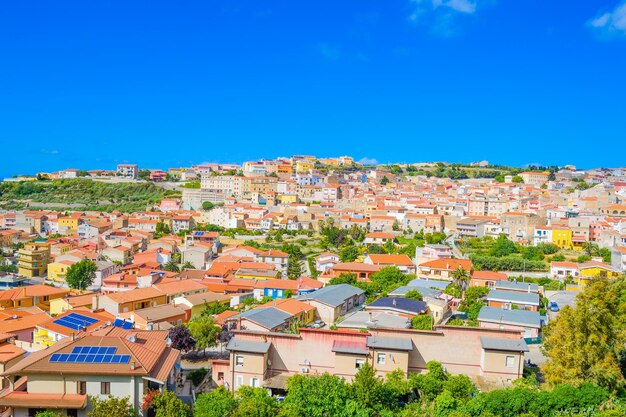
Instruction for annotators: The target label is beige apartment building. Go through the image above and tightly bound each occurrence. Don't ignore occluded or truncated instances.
[213,326,528,392]
[519,171,549,186]
[500,212,544,242]
[467,197,509,217]
[200,174,244,197]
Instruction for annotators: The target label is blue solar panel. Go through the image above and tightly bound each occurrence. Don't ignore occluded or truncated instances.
[49,347,130,364]
[122,321,134,330]
[113,318,124,327]
[54,313,99,331]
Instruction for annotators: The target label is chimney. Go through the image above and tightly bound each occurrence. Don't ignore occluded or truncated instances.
[368,312,373,322]
[130,361,136,370]
[527,284,531,293]
[392,298,397,306]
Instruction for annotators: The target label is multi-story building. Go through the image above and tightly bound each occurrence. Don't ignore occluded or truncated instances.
[0,332,180,417]
[17,242,50,278]
[213,326,528,392]
[519,171,549,186]
[116,164,138,179]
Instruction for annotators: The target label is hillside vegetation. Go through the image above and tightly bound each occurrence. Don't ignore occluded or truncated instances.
[0,179,180,213]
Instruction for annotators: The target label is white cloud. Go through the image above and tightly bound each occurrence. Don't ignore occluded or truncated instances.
[408,0,483,35]
[589,1,626,37]
[443,0,476,14]
[40,149,60,155]
[411,0,478,19]
[358,157,379,165]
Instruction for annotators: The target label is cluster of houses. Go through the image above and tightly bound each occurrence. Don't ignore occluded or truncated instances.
[1,156,626,415]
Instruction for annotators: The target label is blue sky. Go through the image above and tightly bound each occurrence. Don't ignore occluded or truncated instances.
[1,1,625,177]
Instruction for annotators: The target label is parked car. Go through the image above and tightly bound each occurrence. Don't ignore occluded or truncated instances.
[549,301,560,312]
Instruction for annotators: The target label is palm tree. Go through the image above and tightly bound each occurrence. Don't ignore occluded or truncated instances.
[451,266,471,292]
[181,261,195,270]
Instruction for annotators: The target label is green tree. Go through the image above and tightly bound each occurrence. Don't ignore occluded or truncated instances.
[542,278,626,391]
[187,314,221,354]
[489,234,518,257]
[35,412,66,417]
[151,390,192,417]
[234,386,280,417]
[404,289,423,300]
[195,387,236,417]
[162,260,180,272]
[287,255,303,279]
[450,267,470,291]
[181,261,195,270]
[88,395,136,417]
[511,175,524,183]
[443,374,476,402]
[411,314,433,330]
[202,201,215,211]
[370,267,409,293]
[280,373,350,417]
[65,259,97,290]
[350,363,391,412]
[340,245,360,262]
[380,176,390,185]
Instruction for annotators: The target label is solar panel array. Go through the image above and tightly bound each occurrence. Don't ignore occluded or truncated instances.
[194,231,203,237]
[112,318,134,329]
[52,313,99,331]
[49,346,131,364]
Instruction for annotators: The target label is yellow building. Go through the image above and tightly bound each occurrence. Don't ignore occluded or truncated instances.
[278,194,298,204]
[574,261,619,287]
[551,229,573,250]
[47,260,75,282]
[17,243,50,278]
[49,293,95,315]
[296,161,313,174]
[58,216,79,235]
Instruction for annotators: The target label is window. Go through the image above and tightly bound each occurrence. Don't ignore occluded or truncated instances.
[355,359,365,369]
[377,353,386,365]
[250,377,260,388]
[236,355,244,366]
[101,382,110,395]
[235,375,243,389]
[78,381,87,395]
[505,356,515,368]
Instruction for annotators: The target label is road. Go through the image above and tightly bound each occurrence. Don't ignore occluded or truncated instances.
[544,289,579,321]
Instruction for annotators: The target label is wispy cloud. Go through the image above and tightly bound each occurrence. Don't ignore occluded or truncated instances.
[408,0,486,36]
[40,149,60,155]
[588,1,626,39]
[359,157,379,165]
[315,42,341,60]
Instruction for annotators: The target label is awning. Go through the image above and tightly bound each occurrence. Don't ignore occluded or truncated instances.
[262,374,290,390]
[0,392,87,409]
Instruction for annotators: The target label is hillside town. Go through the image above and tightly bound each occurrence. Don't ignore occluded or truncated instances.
[0,155,625,417]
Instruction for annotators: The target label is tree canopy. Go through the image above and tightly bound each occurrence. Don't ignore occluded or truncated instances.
[65,259,97,290]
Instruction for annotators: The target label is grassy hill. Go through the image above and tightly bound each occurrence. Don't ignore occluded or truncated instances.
[0,179,181,213]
